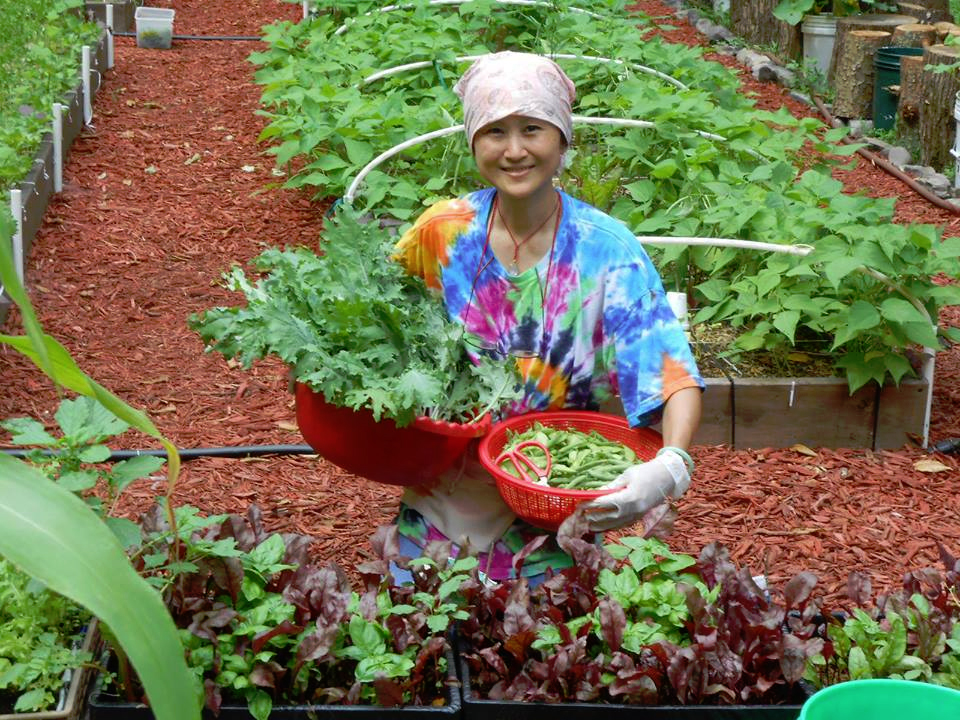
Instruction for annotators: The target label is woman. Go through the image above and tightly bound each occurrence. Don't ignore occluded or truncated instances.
[392,51,703,582]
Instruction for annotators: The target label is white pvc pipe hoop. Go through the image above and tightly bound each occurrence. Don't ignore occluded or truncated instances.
[334,0,607,35]
[344,116,757,204]
[361,53,689,92]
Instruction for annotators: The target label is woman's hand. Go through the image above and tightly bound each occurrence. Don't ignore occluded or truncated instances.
[580,449,690,532]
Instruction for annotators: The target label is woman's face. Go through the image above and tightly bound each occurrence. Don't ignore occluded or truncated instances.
[472,114,565,202]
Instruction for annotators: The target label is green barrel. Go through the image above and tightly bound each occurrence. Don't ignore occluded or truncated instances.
[800,679,960,719]
[873,46,924,131]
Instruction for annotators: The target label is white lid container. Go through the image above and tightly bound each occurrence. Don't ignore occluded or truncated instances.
[134,7,175,49]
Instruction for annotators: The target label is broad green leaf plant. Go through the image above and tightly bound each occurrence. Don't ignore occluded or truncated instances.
[0,214,201,719]
[250,0,960,392]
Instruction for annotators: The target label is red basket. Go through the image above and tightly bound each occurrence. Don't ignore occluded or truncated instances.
[477,411,662,531]
[295,383,490,486]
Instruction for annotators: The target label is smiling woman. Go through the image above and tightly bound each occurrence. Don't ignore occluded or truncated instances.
[391,50,704,585]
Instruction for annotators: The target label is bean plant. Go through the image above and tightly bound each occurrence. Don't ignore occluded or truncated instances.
[249,0,960,392]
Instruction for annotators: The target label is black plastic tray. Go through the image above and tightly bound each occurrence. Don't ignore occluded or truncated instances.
[458,654,810,720]
[87,648,462,719]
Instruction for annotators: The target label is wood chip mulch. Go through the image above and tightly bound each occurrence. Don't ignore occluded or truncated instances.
[2,0,958,606]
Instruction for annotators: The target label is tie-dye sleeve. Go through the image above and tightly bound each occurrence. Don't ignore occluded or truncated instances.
[603,257,704,428]
[394,198,477,290]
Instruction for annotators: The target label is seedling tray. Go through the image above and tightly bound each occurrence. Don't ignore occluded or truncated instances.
[458,654,809,720]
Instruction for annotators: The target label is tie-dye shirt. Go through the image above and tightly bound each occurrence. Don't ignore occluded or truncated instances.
[395,187,703,427]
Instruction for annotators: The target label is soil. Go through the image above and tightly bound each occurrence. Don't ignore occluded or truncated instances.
[2,0,959,609]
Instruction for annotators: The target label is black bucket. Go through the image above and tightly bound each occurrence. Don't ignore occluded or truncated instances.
[873,46,924,130]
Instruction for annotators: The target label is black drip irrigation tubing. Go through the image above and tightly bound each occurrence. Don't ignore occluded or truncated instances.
[0,444,317,462]
[113,31,262,41]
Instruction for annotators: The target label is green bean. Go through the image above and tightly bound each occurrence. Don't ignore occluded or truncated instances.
[498,421,645,489]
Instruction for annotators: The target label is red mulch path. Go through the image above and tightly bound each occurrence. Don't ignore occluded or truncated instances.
[2,0,959,605]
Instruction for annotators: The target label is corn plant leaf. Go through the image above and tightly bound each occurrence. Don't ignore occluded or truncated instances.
[0,455,201,719]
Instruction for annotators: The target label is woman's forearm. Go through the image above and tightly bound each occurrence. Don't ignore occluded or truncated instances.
[660,386,702,450]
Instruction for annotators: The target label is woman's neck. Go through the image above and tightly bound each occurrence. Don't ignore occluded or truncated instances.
[494,186,558,236]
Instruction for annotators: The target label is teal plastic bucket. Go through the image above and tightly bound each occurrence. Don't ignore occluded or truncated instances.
[873,46,924,130]
[799,679,960,719]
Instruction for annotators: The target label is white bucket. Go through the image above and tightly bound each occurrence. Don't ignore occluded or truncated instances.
[800,14,837,77]
[952,90,960,189]
[134,7,175,49]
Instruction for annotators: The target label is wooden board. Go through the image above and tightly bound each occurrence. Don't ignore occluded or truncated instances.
[730,377,877,449]
[875,377,930,448]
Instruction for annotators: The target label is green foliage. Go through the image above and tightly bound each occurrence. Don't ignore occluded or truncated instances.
[0,203,201,720]
[248,0,960,391]
[189,209,521,425]
[0,0,101,203]
[0,558,91,712]
[533,536,712,652]
[2,396,165,548]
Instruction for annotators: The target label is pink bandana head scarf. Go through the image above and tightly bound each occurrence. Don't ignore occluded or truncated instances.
[453,52,576,149]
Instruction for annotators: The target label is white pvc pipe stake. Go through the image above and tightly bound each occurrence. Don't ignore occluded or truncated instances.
[82,45,93,125]
[344,116,759,203]
[53,103,64,192]
[302,0,309,18]
[10,189,24,284]
[361,53,689,92]
[335,0,606,35]
[106,5,115,69]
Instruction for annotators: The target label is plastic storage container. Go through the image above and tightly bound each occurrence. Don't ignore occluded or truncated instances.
[799,679,960,719]
[134,7,175,49]
[873,46,924,130]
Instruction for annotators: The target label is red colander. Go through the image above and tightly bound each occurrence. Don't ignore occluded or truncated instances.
[295,383,490,486]
[478,410,662,531]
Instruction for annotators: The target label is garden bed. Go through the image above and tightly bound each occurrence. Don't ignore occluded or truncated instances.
[0,27,109,327]
[84,0,139,32]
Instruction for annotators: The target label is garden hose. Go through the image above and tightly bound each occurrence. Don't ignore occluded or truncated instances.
[0,444,317,462]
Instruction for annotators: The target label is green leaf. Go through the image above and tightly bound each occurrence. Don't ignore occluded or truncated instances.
[110,456,166,493]
[57,470,98,492]
[772,310,800,343]
[0,418,57,446]
[650,159,679,179]
[0,456,201,720]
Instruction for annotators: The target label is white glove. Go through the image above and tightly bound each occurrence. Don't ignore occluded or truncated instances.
[581,449,691,532]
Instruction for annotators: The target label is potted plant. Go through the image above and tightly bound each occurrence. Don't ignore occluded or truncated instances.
[455,512,822,717]
[806,544,960,688]
[87,511,469,719]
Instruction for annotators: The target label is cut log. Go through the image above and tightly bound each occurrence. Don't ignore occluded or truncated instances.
[934,21,960,40]
[729,0,802,60]
[919,43,960,168]
[891,22,938,46]
[898,54,924,146]
[829,14,918,81]
[832,30,894,119]
[897,2,952,23]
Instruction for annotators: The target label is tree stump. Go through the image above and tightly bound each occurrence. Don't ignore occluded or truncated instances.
[833,30,893,119]
[934,21,960,40]
[897,2,952,23]
[829,14,918,81]
[891,22,938,46]
[729,0,801,61]
[898,54,924,147]
[919,43,960,168]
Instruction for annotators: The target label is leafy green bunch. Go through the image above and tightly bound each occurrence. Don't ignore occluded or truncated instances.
[0,558,92,713]
[189,209,520,426]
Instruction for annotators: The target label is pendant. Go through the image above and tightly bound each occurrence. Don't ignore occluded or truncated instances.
[508,261,520,274]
